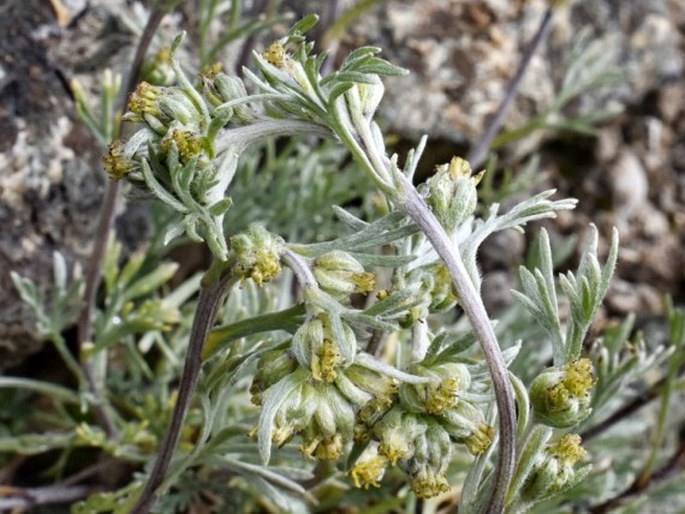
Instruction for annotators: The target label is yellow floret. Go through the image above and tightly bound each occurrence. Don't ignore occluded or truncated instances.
[350,455,389,489]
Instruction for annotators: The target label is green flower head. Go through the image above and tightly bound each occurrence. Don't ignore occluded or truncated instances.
[399,362,470,415]
[313,250,376,300]
[373,407,426,465]
[350,451,389,490]
[521,434,589,503]
[103,139,135,181]
[231,225,285,287]
[425,156,483,233]
[401,420,453,499]
[531,358,595,428]
[291,313,357,382]
[440,399,494,456]
[250,346,298,405]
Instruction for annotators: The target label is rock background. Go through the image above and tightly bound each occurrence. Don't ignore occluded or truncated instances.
[1,0,684,368]
[1,0,104,368]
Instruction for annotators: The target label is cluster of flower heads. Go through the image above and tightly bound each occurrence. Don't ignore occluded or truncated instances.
[508,360,594,507]
[248,243,496,498]
[231,225,285,287]
[350,361,494,498]
[249,288,396,464]
[240,236,595,500]
[102,35,260,261]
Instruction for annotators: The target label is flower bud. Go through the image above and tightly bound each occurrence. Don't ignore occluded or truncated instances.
[209,73,255,123]
[160,128,204,163]
[231,225,285,286]
[423,264,459,312]
[401,421,452,499]
[103,139,135,180]
[270,382,308,447]
[345,364,398,402]
[349,447,389,489]
[398,304,430,329]
[356,77,385,118]
[399,362,470,415]
[263,41,287,67]
[291,313,356,382]
[530,358,595,428]
[354,399,393,443]
[126,82,200,131]
[265,377,353,456]
[347,364,398,442]
[373,407,426,465]
[126,299,180,334]
[462,422,495,456]
[314,339,342,383]
[299,383,355,461]
[261,42,318,103]
[141,47,174,86]
[520,434,588,502]
[250,347,298,405]
[440,399,494,455]
[426,157,483,232]
[409,469,450,499]
[127,82,163,120]
[313,250,375,299]
[292,316,324,367]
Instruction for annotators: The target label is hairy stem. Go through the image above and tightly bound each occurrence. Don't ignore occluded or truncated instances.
[130,267,234,514]
[466,6,555,168]
[335,83,517,512]
[399,176,516,514]
[77,4,174,438]
[282,249,317,290]
[215,119,331,154]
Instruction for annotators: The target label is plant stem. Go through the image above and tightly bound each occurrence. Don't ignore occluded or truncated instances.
[0,377,81,404]
[282,249,317,290]
[365,329,384,356]
[130,266,234,514]
[51,332,88,391]
[638,358,680,484]
[214,119,331,154]
[79,181,120,436]
[0,485,95,510]
[76,3,173,438]
[466,6,555,168]
[336,82,517,512]
[505,425,552,508]
[399,176,516,514]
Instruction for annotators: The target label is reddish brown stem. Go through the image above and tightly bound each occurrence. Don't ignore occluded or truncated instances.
[76,4,175,438]
[130,273,233,514]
